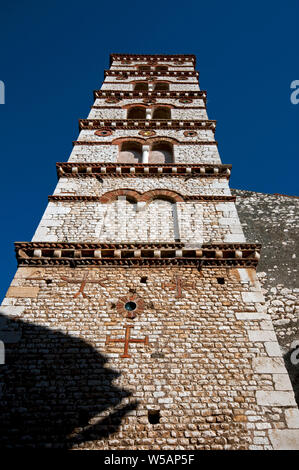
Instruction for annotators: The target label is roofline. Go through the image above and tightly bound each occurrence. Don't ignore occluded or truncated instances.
[110,53,196,66]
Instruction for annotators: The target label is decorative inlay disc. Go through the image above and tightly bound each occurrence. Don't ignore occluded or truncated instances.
[116,294,144,319]
[94,129,113,137]
[183,130,198,137]
[139,130,156,137]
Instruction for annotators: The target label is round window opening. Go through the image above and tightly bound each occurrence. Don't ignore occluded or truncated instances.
[125,301,137,312]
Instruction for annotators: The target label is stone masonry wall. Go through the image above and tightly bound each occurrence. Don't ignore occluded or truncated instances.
[232,189,299,406]
[1,265,298,449]
[32,200,244,244]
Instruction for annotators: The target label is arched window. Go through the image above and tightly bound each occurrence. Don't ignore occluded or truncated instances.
[118,141,142,163]
[152,107,171,120]
[149,142,173,163]
[153,82,169,91]
[134,82,148,91]
[127,106,146,119]
[155,65,168,72]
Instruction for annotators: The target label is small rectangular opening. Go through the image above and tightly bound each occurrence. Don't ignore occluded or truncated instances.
[148,409,160,424]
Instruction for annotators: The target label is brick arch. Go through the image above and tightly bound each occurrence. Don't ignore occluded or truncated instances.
[99,189,184,204]
[111,136,180,146]
[112,137,146,146]
[140,189,184,203]
[148,136,179,145]
[111,135,180,145]
[99,189,142,203]
[122,103,147,110]
[122,103,175,109]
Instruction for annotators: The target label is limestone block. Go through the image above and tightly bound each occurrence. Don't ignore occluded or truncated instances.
[252,357,287,374]
[0,306,25,316]
[224,234,246,243]
[285,408,299,428]
[241,292,265,303]
[256,391,297,407]
[235,312,270,321]
[45,205,71,215]
[248,330,277,342]
[269,430,299,450]
[219,217,240,225]
[6,287,39,298]
[264,341,282,357]
[273,374,294,391]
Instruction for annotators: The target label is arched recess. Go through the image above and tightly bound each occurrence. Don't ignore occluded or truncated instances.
[99,189,184,204]
[152,107,171,119]
[118,141,143,163]
[127,106,146,119]
[149,142,173,163]
[134,82,148,91]
[138,65,151,71]
[155,65,168,72]
[153,82,169,91]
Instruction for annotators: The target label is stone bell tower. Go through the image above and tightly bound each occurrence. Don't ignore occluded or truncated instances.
[0,53,298,449]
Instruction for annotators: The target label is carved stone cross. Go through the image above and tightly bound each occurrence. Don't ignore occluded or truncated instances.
[162,275,195,298]
[61,272,107,298]
[106,325,149,358]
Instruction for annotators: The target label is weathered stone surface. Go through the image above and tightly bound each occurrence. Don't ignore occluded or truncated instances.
[269,429,299,450]
[241,292,265,303]
[248,330,277,343]
[6,287,39,298]
[252,357,286,374]
[273,374,294,391]
[256,391,297,407]
[285,408,299,428]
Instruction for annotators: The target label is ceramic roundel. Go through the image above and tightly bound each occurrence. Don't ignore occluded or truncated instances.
[139,130,156,137]
[116,294,144,319]
[179,98,193,104]
[184,130,198,137]
[94,128,113,137]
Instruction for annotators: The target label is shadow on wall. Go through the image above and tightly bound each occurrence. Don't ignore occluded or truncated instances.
[0,312,137,448]
[284,347,299,409]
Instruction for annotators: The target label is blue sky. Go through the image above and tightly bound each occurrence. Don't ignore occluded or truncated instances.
[0,0,298,300]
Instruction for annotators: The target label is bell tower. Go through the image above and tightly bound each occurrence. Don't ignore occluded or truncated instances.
[0,53,298,449]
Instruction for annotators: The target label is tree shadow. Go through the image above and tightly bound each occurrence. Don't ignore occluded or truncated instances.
[0,311,137,448]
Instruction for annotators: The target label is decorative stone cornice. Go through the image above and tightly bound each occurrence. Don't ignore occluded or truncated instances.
[56,162,231,179]
[94,90,206,102]
[15,242,261,268]
[110,54,196,66]
[79,119,216,132]
[91,105,206,110]
[104,70,199,78]
[48,194,236,203]
[73,140,218,146]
